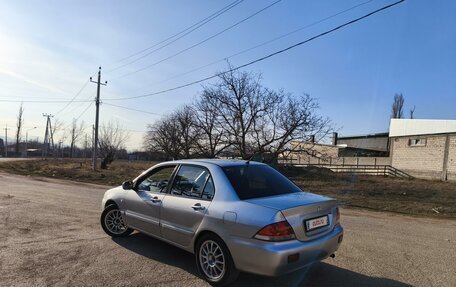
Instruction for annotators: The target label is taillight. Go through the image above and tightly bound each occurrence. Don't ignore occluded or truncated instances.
[254,221,296,242]
[335,207,340,223]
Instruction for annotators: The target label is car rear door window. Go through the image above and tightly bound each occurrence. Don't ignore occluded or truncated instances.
[202,176,215,200]
[222,165,302,200]
[170,165,212,199]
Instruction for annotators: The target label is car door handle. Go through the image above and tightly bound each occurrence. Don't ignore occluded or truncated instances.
[192,203,205,211]
[150,196,162,203]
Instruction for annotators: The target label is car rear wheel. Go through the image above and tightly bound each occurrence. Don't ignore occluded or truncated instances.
[196,234,239,286]
[101,204,133,237]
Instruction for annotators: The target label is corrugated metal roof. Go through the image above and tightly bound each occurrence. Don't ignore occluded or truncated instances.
[389,119,456,137]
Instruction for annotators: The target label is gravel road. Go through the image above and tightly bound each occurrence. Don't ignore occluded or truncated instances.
[0,172,455,287]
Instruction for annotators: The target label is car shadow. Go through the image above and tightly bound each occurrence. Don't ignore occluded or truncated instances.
[112,232,411,287]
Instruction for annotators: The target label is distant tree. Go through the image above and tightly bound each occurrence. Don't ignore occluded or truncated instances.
[144,106,200,159]
[15,103,24,155]
[175,105,200,158]
[410,105,416,119]
[200,69,331,159]
[50,118,64,157]
[251,93,332,156]
[145,68,331,160]
[200,69,275,159]
[99,121,129,169]
[193,98,230,158]
[69,119,85,157]
[391,93,405,119]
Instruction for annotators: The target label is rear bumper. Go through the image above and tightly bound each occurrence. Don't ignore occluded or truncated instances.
[228,224,343,276]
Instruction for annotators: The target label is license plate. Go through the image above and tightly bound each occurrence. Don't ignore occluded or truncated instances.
[305,215,329,231]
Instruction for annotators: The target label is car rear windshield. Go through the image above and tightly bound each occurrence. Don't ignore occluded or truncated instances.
[222,165,302,200]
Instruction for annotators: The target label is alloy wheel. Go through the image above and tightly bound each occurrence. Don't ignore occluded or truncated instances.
[199,240,226,281]
[104,209,127,235]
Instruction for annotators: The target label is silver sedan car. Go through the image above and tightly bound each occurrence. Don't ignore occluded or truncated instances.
[100,159,343,286]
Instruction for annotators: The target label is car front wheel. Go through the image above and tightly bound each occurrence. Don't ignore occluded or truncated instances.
[196,234,239,286]
[100,204,133,237]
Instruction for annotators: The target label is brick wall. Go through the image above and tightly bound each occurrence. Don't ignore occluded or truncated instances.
[447,136,456,181]
[391,134,456,180]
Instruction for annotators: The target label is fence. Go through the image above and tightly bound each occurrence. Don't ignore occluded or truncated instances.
[279,157,413,179]
[281,156,392,166]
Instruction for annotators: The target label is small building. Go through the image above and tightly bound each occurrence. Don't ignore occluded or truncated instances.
[389,119,456,181]
[335,132,389,157]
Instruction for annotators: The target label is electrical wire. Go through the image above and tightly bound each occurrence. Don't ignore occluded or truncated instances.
[0,99,93,103]
[114,0,283,80]
[104,0,405,101]
[149,0,375,87]
[75,101,93,121]
[99,124,147,133]
[103,102,162,116]
[54,80,90,116]
[107,0,244,73]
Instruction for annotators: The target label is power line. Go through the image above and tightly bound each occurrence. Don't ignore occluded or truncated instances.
[75,101,94,121]
[103,102,162,116]
[107,0,244,73]
[0,99,93,103]
[114,0,283,80]
[54,80,90,116]
[104,0,405,102]
[99,124,147,133]
[0,95,68,100]
[149,0,375,87]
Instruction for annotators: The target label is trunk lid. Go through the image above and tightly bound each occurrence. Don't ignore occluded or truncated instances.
[245,192,338,241]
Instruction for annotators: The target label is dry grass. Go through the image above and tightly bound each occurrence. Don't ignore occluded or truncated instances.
[1,159,455,218]
[0,159,155,186]
[281,166,456,218]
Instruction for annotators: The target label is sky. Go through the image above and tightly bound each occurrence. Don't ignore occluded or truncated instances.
[0,0,455,151]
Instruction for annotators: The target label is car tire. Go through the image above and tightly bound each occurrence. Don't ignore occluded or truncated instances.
[195,233,239,286]
[100,204,133,237]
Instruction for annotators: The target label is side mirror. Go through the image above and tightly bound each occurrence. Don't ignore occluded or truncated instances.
[122,181,134,190]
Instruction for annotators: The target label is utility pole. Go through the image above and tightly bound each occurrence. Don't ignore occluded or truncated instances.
[42,114,54,159]
[90,67,107,171]
[4,125,10,157]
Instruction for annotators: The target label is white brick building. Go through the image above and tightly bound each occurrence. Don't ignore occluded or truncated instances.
[389,119,456,181]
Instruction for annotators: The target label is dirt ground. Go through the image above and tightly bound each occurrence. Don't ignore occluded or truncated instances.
[0,172,455,287]
[1,159,455,218]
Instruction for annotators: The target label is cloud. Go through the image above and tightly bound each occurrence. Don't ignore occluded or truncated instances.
[0,69,68,95]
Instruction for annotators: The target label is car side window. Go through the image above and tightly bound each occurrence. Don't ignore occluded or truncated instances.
[202,176,215,201]
[136,166,176,193]
[170,165,211,199]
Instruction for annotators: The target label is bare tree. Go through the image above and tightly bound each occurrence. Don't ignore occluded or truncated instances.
[391,93,405,119]
[56,131,67,158]
[410,105,416,119]
[69,119,85,158]
[15,103,24,155]
[50,118,64,157]
[99,121,129,169]
[193,98,230,158]
[175,106,200,158]
[144,106,199,159]
[144,116,182,160]
[251,93,332,156]
[144,68,331,160]
[201,69,276,159]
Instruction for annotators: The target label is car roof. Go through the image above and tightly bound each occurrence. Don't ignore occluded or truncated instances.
[164,158,266,168]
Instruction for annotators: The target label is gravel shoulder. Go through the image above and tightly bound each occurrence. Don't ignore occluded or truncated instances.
[0,172,455,287]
